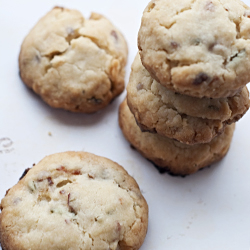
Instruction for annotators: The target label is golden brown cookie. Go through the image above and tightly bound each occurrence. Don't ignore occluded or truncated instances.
[138,0,250,98]
[0,152,148,250]
[126,54,249,144]
[19,7,128,113]
[119,99,235,176]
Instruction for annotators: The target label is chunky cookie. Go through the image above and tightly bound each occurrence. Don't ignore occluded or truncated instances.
[127,53,250,122]
[138,0,250,98]
[0,152,148,250]
[126,54,241,144]
[119,99,235,176]
[19,7,128,113]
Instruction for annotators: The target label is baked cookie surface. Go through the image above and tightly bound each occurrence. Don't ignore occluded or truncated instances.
[138,0,250,98]
[127,54,243,144]
[127,54,250,122]
[19,7,128,113]
[0,152,148,250]
[119,99,235,176]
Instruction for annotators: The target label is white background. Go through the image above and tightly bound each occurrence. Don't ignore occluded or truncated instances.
[1,0,250,249]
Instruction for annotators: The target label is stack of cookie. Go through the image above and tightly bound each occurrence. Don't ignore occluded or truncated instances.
[119,0,250,176]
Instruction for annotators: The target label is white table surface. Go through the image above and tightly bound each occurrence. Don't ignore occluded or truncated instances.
[1,0,250,249]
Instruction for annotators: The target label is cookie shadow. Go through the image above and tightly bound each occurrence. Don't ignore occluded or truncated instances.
[23,84,123,127]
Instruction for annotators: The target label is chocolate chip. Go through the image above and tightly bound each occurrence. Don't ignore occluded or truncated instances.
[193,73,210,85]
[19,168,31,180]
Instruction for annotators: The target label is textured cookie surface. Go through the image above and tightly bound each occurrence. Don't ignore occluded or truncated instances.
[19,7,128,113]
[127,55,239,144]
[138,0,250,98]
[119,99,235,176]
[127,53,250,122]
[0,152,148,250]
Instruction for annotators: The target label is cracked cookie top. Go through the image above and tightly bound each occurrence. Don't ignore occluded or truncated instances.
[138,0,250,98]
[19,7,128,113]
[0,152,148,250]
[126,54,243,144]
[119,99,235,176]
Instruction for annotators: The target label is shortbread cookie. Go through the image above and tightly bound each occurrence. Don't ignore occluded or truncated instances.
[119,99,235,176]
[127,57,233,145]
[138,0,250,98]
[127,53,250,122]
[19,7,128,113]
[0,152,148,250]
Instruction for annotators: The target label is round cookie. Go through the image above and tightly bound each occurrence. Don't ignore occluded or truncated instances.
[19,7,128,113]
[119,99,235,176]
[0,152,148,250]
[126,55,239,145]
[138,0,250,98]
[127,53,250,122]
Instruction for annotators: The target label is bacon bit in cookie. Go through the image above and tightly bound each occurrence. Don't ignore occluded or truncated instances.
[171,41,179,49]
[88,173,94,179]
[56,166,67,172]
[72,170,81,175]
[193,73,210,85]
[19,168,31,180]
[59,190,65,194]
[205,1,215,11]
[56,166,82,176]
[65,219,71,224]
[47,177,54,186]
[119,198,123,205]
[137,83,144,90]
[111,30,118,41]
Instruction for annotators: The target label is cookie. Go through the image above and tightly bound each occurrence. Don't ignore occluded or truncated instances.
[19,7,128,113]
[127,55,240,144]
[138,0,250,98]
[0,152,148,250]
[127,53,250,122]
[119,99,235,176]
